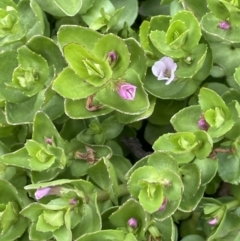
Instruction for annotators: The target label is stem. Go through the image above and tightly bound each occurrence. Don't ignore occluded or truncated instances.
[97,183,129,202]
[226,199,240,210]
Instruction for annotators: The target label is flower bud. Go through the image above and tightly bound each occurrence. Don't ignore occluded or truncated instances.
[158,198,167,211]
[107,51,117,66]
[128,218,138,229]
[45,137,52,145]
[117,82,137,101]
[198,116,209,131]
[208,217,218,226]
[218,20,230,30]
[69,198,78,205]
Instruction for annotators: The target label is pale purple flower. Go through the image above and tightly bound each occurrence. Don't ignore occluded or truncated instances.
[35,187,52,200]
[208,217,218,226]
[117,83,137,101]
[158,198,167,211]
[198,115,209,131]
[34,186,61,200]
[107,51,117,65]
[152,57,177,85]
[128,218,138,228]
[218,20,230,30]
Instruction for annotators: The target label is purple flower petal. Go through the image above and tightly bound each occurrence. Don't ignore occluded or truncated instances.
[35,187,52,200]
[152,57,177,85]
[208,217,218,226]
[117,83,137,101]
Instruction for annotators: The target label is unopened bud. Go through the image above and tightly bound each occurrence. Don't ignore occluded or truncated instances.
[107,51,117,66]
[128,218,138,229]
[218,20,230,30]
[198,116,210,131]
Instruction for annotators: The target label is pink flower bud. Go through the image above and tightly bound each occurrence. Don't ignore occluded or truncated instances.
[117,82,137,101]
[45,137,52,145]
[128,218,138,228]
[198,116,209,131]
[152,57,177,85]
[107,51,117,65]
[158,198,167,211]
[218,20,230,30]
[69,198,78,205]
[208,217,218,226]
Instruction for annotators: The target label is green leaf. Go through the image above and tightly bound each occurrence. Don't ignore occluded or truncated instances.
[36,213,59,232]
[144,68,198,99]
[171,105,202,132]
[124,38,148,80]
[33,0,82,17]
[101,116,124,139]
[207,0,229,20]
[58,25,102,51]
[33,112,66,149]
[218,150,240,184]
[158,169,183,200]
[6,90,45,124]
[170,10,201,51]
[65,98,113,119]
[193,131,213,159]
[93,34,130,79]
[28,223,52,240]
[179,185,205,212]
[81,0,115,27]
[75,230,126,241]
[7,46,49,97]
[117,95,156,124]
[166,20,188,49]
[180,164,201,198]
[148,151,179,173]
[53,225,72,241]
[128,166,160,198]
[109,199,147,240]
[176,44,208,79]
[194,158,218,185]
[96,69,149,115]
[72,193,101,239]
[139,184,164,213]
[26,35,66,74]
[201,12,240,43]
[109,155,132,183]
[150,30,186,58]
[0,50,27,103]
[199,87,228,113]
[153,132,197,154]
[53,67,101,100]
[88,157,119,204]
[0,147,30,169]
[18,0,44,40]
[153,199,181,221]
[64,43,112,87]
[110,0,138,31]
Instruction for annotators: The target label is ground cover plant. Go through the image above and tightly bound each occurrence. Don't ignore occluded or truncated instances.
[1,0,240,240]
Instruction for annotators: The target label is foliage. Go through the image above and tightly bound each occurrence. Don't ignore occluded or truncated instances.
[1,0,240,240]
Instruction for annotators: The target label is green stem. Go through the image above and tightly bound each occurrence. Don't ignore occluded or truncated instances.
[97,183,129,202]
[226,199,240,210]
